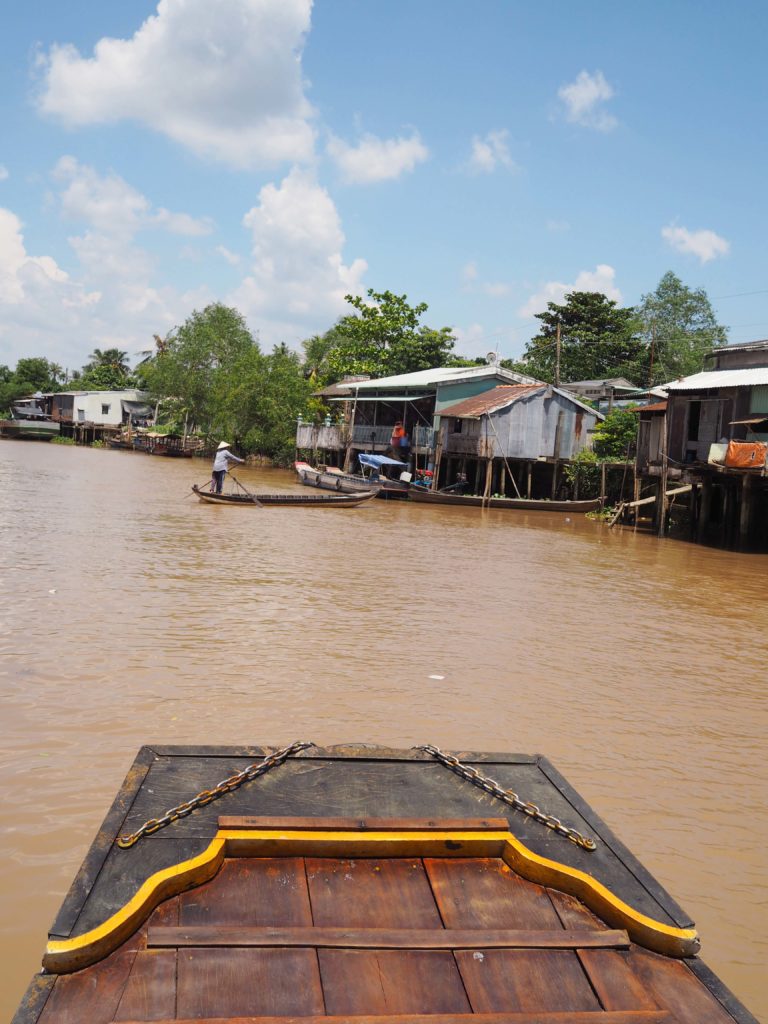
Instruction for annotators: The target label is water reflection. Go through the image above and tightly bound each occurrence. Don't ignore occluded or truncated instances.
[1,441,766,1020]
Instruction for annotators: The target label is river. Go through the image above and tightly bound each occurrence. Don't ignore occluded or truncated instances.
[1,440,766,1021]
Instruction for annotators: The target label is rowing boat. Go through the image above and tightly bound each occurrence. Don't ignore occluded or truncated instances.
[409,487,602,512]
[192,484,378,507]
[295,458,410,499]
[14,742,758,1023]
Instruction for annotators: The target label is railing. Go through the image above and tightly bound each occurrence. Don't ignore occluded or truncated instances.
[444,435,494,458]
[296,423,434,451]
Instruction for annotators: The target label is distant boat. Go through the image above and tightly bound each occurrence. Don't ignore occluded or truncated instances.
[0,417,60,440]
[409,487,601,512]
[295,454,410,499]
[192,484,379,507]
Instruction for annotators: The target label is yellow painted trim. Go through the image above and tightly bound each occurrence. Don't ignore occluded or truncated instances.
[43,828,699,973]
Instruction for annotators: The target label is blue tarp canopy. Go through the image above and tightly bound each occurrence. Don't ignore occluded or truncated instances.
[358,453,406,469]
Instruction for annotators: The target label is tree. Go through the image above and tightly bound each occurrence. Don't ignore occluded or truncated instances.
[142,303,261,437]
[86,348,131,374]
[0,357,63,414]
[326,289,456,379]
[591,406,639,460]
[637,271,728,384]
[521,292,646,385]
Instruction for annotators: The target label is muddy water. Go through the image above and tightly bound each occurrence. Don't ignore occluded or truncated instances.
[1,441,766,1020]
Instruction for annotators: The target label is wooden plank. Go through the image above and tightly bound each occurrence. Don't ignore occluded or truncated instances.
[114,1013,673,1024]
[425,857,563,930]
[175,948,324,1019]
[113,950,177,1021]
[178,857,312,927]
[147,744,539,763]
[9,975,55,1024]
[38,948,137,1024]
[306,857,443,928]
[318,949,471,1015]
[218,816,509,831]
[455,948,601,1013]
[627,947,747,1024]
[149,925,630,950]
[579,950,661,1011]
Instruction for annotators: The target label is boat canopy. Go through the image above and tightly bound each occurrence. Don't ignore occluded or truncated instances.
[358,453,406,469]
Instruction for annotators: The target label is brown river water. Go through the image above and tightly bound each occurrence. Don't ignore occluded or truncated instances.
[1,441,766,1020]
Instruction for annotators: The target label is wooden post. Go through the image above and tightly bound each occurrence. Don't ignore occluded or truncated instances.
[657,413,669,538]
[500,462,506,497]
[697,476,712,543]
[526,461,533,498]
[483,459,493,505]
[739,473,753,548]
[474,459,482,495]
[600,461,607,508]
[551,410,564,499]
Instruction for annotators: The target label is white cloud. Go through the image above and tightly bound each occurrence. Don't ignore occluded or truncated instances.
[558,70,617,131]
[37,0,315,169]
[53,156,212,237]
[461,261,478,286]
[216,245,241,266]
[546,219,570,233]
[519,264,621,317]
[661,223,730,263]
[468,130,517,173]
[230,166,366,336]
[461,261,509,298]
[0,208,69,304]
[0,166,9,181]
[327,132,428,183]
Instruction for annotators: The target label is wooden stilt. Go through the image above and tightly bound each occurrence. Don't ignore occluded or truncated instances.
[526,462,532,499]
[740,473,753,548]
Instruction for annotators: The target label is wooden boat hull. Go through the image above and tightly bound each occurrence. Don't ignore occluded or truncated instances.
[296,463,409,499]
[192,484,378,507]
[409,487,601,512]
[15,743,757,1024]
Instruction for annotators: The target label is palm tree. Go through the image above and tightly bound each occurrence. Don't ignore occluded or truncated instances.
[87,347,130,373]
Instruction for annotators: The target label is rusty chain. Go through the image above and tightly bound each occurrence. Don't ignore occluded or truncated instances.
[116,740,314,849]
[418,744,597,851]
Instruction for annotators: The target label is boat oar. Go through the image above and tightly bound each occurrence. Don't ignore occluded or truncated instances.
[230,473,262,507]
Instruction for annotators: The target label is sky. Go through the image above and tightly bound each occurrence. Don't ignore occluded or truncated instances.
[1,0,767,374]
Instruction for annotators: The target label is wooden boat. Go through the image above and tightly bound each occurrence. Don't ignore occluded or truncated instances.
[192,484,378,507]
[409,487,602,512]
[296,458,411,500]
[15,743,758,1023]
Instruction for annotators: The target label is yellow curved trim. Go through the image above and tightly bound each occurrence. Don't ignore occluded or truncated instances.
[43,828,699,973]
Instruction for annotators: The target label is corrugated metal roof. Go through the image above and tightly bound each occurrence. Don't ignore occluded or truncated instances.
[438,385,545,418]
[666,368,768,390]
[635,401,667,413]
[344,364,540,390]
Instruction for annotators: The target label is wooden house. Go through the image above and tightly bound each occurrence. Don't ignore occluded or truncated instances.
[433,384,603,499]
[295,364,539,471]
[639,340,768,547]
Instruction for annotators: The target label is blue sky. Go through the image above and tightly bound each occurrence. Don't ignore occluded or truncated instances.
[1,0,766,373]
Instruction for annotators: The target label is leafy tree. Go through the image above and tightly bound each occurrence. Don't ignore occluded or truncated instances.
[301,331,338,387]
[0,357,64,414]
[86,347,131,374]
[522,292,646,385]
[591,406,639,460]
[78,363,136,391]
[143,303,260,435]
[239,343,313,464]
[326,289,456,379]
[637,271,727,383]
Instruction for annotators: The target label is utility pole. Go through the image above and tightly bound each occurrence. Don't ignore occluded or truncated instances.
[555,321,561,387]
[648,320,656,388]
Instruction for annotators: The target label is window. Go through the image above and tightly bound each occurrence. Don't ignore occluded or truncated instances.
[101,404,111,415]
[687,401,701,441]
[452,418,463,433]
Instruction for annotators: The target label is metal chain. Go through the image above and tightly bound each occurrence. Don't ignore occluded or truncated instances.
[418,744,597,851]
[117,740,314,849]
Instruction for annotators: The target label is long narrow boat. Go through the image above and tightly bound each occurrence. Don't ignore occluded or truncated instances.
[295,458,411,500]
[410,487,602,512]
[192,484,378,507]
[14,743,758,1023]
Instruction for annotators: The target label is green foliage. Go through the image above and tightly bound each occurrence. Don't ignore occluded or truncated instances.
[325,289,456,379]
[592,406,638,459]
[90,439,106,448]
[522,291,645,385]
[78,364,136,390]
[637,271,728,383]
[564,448,601,495]
[50,435,76,445]
[0,357,64,414]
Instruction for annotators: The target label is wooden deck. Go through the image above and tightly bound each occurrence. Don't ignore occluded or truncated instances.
[13,745,759,1024]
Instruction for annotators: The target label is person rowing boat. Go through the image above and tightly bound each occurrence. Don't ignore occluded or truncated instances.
[211,441,244,493]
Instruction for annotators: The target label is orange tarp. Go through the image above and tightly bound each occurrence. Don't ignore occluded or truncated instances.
[725,439,767,468]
